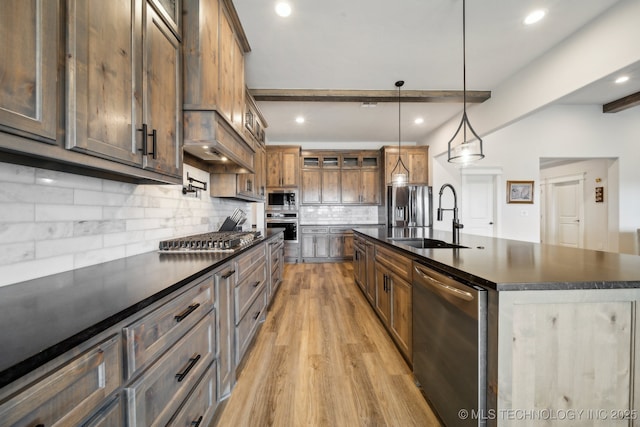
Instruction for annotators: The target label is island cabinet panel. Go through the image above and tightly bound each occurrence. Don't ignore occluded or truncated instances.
[67,0,182,179]
[374,263,392,325]
[125,311,215,427]
[0,0,58,142]
[0,335,121,427]
[497,291,638,427]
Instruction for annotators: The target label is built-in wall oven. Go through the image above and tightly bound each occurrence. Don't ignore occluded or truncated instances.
[265,212,298,242]
[266,211,299,262]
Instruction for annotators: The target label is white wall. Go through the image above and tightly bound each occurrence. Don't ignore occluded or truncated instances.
[432,104,640,253]
[540,158,616,251]
[0,162,251,287]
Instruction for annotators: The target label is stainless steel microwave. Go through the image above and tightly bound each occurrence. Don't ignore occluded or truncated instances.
[266,190,297,210]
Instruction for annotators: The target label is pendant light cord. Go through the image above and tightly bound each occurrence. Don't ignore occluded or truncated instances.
[462,0,467,143]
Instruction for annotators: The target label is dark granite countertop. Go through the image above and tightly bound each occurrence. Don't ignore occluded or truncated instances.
[0,229,282,389]
[355,227,640,292]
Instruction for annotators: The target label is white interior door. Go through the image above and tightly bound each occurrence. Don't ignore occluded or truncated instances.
[462,174,496,237]
[553,180,584,248]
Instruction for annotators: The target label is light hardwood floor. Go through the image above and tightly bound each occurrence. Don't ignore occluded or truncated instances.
[214,262,441,426]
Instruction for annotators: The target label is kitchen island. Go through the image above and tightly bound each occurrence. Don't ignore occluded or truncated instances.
[355,227,640,427]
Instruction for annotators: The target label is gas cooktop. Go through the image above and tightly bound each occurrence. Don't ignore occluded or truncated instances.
[158,231,262,253]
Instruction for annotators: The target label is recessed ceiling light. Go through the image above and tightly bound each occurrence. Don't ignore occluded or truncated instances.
[615,75,630,84]
[295,116,305,124]
[275,2,292,17]
[524,9,546,25]
[414,118,424,125]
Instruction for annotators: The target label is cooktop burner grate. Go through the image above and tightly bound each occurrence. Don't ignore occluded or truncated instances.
[158,231,262,253]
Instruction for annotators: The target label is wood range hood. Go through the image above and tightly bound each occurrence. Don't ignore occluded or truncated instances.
[183,109,255,174]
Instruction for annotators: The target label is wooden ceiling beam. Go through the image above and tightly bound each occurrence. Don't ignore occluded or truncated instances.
[249,89,491,103]
[603,91,640,113]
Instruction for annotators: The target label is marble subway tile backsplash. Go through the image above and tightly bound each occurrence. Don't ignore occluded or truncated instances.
[300,205,384,225]
[0,162,250,287]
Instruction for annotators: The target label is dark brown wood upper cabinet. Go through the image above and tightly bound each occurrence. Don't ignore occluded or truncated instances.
[0,0,58,143]
[66,0,182,179]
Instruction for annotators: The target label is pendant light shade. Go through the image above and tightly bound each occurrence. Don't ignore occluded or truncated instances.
[391,80,410,186]
[448,0,484,164]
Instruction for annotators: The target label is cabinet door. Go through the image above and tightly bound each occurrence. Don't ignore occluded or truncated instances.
[343,234,354,258]
[365,242,376,303]
[215,266,235,401]
[360,169,380,204]
[300,235,315,258]
[329,235,343,258]
[266,151,281,187]
[302,169,321,204]
[374,264,391,324]
[341,169,360,203]
[66,0,141,164]
[231,39,245,131]
[390,273,412,361]
[281,151,299,186]
[218,8,234,124]
[142,4,182,178]
[0,0,58,142]
[315,235,330,258]
[408,149,429,184]
[322,170,340,203]
[384,150,406,186]
[148,0,181,37]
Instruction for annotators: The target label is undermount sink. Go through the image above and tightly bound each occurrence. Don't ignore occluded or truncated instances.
[390,238,469,249]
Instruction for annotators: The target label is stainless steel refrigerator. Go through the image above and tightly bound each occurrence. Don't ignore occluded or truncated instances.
[387,185,433,228]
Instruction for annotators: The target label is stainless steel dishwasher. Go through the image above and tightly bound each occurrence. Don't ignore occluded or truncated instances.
[412,261,487,427]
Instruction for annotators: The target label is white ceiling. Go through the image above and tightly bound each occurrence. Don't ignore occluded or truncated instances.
[233,0,639,145]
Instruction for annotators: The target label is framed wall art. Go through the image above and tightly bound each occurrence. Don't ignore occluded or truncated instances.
[507,180,534,204]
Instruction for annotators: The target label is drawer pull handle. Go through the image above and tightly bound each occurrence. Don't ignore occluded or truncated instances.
[176,354,201,382]
[191,415,203,426]
[253,311,261,320]
[252,280,260,288]
[222,269,236,279]
[174,303,200,322]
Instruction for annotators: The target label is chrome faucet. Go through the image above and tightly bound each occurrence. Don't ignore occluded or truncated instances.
[437,184,464,244]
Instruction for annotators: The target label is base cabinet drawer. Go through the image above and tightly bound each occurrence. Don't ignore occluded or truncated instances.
[236,244,266,283]
[125,311,215,427]
[236,288,266,364]
[234,261,267,323]
[123,275,214,379]
[0,335,121,427]
[82,393,123,427]
[168,363,217,427]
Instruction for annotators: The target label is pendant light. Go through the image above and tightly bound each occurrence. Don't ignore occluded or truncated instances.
[391,80,410,185]
[447,0,484,164]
